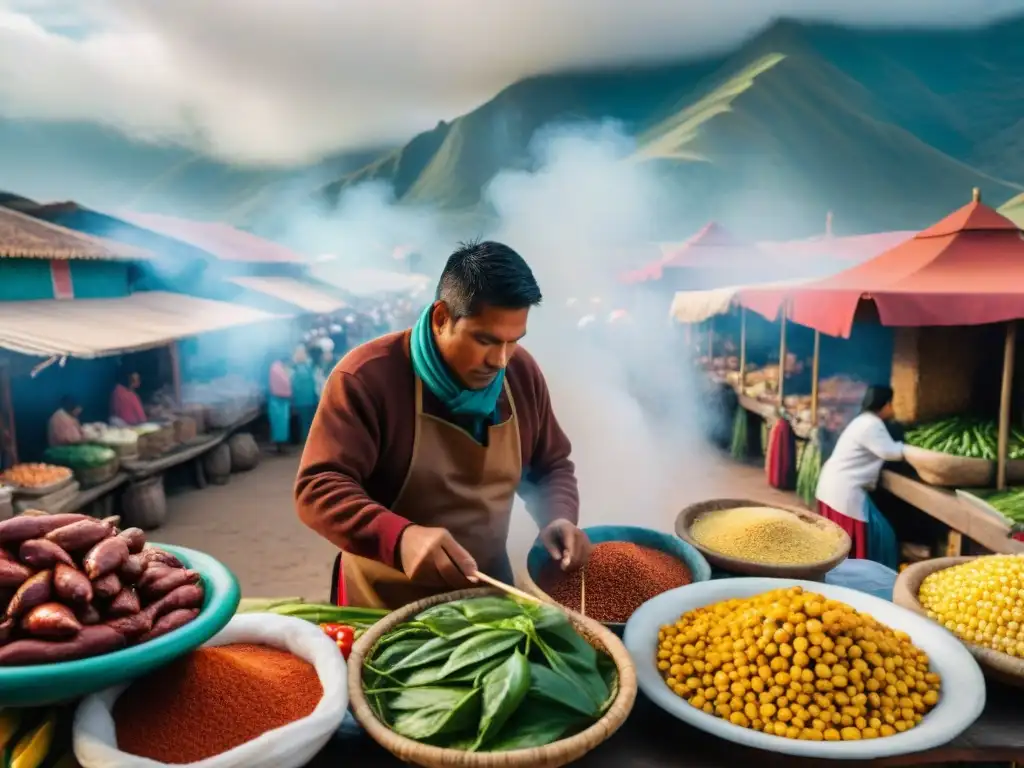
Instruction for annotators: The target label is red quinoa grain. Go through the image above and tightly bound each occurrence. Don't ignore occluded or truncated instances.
[537,541,692,623]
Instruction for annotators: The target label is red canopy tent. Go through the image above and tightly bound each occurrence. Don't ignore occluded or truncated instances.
[738,193,1024,338]
[618,222,759,285]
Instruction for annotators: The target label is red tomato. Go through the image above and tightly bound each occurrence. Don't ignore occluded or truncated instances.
[335,625,355,659]
[320,623,346,640]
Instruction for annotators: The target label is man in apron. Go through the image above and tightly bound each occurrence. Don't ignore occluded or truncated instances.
[295,241,590,609]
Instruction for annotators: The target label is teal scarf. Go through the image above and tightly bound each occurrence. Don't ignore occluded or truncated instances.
[410,306,505,439]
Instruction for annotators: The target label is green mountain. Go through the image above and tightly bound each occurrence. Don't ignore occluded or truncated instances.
[0,118,388,230]
[322,16,1024,240]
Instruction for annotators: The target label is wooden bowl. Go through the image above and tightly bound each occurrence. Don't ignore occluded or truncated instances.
[347,587,637,768]
[675,498,851,580]
[894,556,1024,689]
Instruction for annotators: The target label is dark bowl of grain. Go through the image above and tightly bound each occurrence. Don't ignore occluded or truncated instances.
[675,498,850,581]
[518,525,711,636]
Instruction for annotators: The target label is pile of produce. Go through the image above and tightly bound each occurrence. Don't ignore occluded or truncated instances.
[363,596,617,751]
[658,586,941,740]
[80,423,138,446]
[690,507,843,566]
[537,542,692,623]
[115,643,323,763]
[730,407,748,460]
[0,513,203,664]
[236,598,389,659]
[796,441,822,508]
[968,488,1024,527]
[43,444,116,470]
[0,707,77,768]
[918,555,1024,656]
[0,465,71,490]
[905,416,1024,460]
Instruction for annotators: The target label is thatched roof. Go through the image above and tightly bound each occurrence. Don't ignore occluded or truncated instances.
[0,206,153,261]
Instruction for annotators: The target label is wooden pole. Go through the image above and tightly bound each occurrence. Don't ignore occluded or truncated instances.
[0,362,18,468]
[997,320,1017,490]
[810,330,821,427]
[739,306,747,392]
[777,304,788,405]
[169,341,183,408]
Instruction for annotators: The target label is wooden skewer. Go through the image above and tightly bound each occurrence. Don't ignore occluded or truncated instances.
[471,571,544,605]
[580,567,587,617]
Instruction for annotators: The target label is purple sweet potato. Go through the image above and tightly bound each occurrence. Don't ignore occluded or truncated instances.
[91,573,122,600]
[6,570,52,619]
[0,514,88,546]
[18,539,74,570]
[21,602,81,639]
[0,559,32,589]
[83,537,129,580]
[45,519,113,552]
[0,625,125,666]
[117,528,146,554]
[137,608,199,643]
[53,563,93,607]
[143,583,204,620]
[107,588,141,618]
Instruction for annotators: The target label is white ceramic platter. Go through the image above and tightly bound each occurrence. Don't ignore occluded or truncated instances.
[623,577,985,760]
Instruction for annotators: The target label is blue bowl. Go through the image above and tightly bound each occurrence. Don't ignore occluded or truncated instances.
[0,543,240,707]
[523,525,711,635]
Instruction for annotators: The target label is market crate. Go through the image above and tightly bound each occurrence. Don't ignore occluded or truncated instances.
[180,403,208,435]
[891,325,1001,424]
[173,415,198,444]
[74,458,120,489]
[136,425,176,461]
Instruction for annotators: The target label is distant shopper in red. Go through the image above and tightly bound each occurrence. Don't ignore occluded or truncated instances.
[110,369,147,426]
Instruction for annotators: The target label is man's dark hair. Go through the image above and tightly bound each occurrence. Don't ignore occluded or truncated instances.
[436,240,542,318]
[117,368,137,387]
[861,385,894,414]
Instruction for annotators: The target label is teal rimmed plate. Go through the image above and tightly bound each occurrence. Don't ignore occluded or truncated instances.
[0,543,240,707]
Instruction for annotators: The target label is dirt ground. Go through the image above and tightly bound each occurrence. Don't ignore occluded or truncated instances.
[157,448,798,600]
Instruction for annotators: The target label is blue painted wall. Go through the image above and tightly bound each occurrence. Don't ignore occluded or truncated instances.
[0,259,131,301]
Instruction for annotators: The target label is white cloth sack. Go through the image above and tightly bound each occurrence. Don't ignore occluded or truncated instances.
[73,613,348,768]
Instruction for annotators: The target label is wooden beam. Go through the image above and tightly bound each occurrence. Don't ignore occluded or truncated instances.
[810,330,821,428]
[738,306,747,392]
[169,341,183,408]
[997,321,1017,490]
[777,305,788,405]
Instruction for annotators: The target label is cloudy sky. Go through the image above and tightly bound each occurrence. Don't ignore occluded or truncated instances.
[2,0,1023,165]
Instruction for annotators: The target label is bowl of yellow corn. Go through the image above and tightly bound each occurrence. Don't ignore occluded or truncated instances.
[675,499,850,580]
[894,555,1024,689]
[624,579,984,758]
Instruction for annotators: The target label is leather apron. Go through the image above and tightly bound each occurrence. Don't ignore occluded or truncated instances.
[339,376,522,610]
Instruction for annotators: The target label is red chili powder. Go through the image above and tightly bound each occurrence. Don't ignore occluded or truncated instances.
[537,541,692,623]
[114,643,323,763]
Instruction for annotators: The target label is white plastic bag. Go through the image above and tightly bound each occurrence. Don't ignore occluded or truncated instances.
[73,613,348,768]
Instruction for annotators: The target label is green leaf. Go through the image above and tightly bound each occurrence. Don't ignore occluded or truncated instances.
[385,634,459,674]
[439,629,524,679]
[533,635,609,713]
[396,653,504,688]
[371,639,428,671]
[391,688,481,741]
[528,662,599,717]
[482,696,588,752]
[385,686,472,712]
[454,596,525,624]
[474,649,531,749]
[524,603,597,666]
[414,604,476,636]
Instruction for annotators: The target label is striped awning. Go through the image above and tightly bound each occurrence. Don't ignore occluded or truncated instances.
[227,276,346,313]
[0,291,283,358]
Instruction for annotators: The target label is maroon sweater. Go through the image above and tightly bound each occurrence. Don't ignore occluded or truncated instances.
[295,330,579,567]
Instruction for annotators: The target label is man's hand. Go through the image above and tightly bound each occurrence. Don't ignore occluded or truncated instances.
[539,519,591,572]
[398,525,478,588]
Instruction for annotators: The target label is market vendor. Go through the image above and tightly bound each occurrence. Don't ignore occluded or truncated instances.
[295,240,590,610]
[268,353,293,452]
[109,369,147,426]
[47,395,84,446]
[815,385,903,566]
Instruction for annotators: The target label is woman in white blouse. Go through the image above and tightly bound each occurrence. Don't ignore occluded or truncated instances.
[816,386,905,561]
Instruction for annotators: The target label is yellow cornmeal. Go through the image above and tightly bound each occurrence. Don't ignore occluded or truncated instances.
[691,507,842,565]
[657,586,941,741]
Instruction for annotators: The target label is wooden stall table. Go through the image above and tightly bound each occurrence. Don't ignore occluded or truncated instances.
[309,681,1024,766]
[880,470,1024,556]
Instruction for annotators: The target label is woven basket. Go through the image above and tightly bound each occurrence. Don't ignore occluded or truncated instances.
[902,445,994,488]
[74,459,119,489]
[893,556,1024,689]
[348,587,637,768]
[675,498,851,580]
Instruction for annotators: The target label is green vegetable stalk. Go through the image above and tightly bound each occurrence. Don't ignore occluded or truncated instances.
[363,595,618,752]
[730,407,748,460]
[796,437,822,508]
[236,598,388,630]
[904,416,1024,460]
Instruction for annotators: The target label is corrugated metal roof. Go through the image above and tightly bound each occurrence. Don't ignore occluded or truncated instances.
[112,210,307,264]
[227,276,346,313]
[0,291,283,358]
[0,207,154,262]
